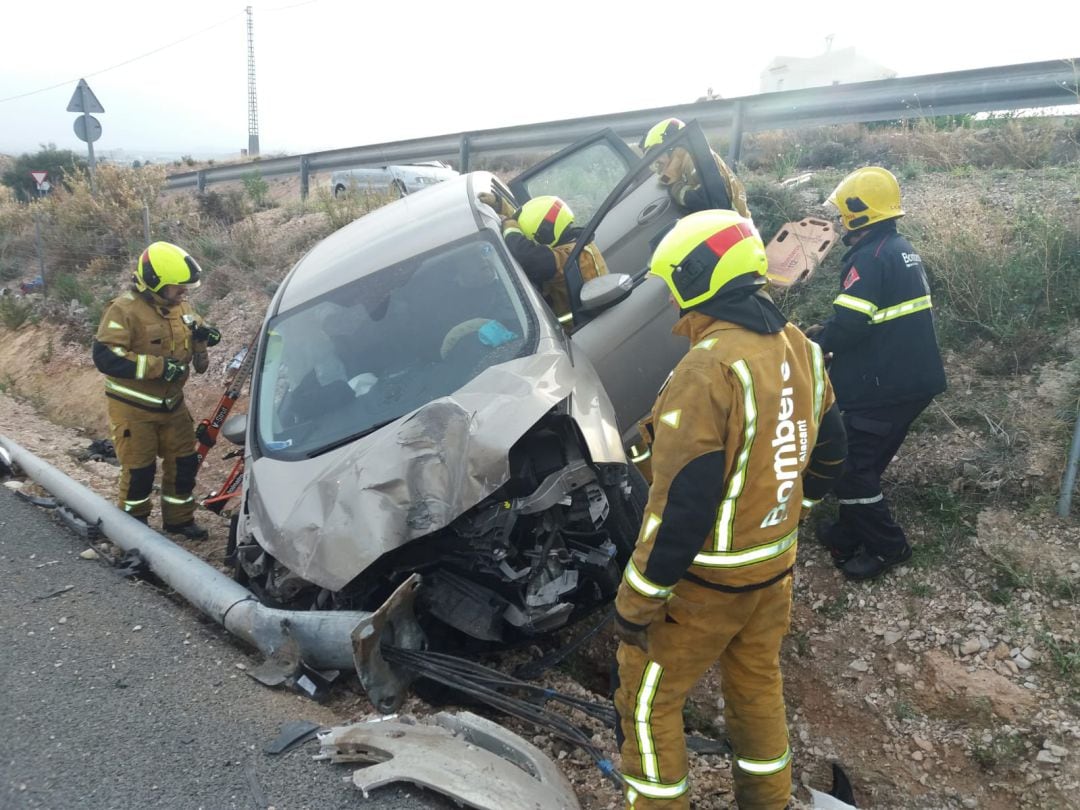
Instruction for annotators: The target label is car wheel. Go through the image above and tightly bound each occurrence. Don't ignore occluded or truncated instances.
[333,184,347,198]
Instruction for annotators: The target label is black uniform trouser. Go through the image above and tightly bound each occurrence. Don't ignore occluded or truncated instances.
[829,399,931,559]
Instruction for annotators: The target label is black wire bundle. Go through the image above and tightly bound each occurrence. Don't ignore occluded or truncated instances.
[382,646,623,789]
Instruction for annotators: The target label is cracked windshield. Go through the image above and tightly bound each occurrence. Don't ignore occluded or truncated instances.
[256,235,531,458]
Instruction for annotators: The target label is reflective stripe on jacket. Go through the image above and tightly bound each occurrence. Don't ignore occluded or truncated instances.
[93,291,205,411]
[615,311,835,627]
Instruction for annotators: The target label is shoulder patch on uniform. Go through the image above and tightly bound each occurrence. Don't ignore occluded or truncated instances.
[842,267,860,290]
[107,320,124,330]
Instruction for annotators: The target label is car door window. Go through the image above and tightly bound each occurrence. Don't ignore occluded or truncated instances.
[509,130,637,222]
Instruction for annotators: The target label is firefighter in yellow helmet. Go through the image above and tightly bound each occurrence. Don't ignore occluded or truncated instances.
[612,210,847,809]
[641,118,751,219]
[91,242,222,539]
[808,166,946,580]
[478,192,608,322]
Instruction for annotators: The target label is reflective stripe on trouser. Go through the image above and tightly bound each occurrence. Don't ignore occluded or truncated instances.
[614,576,794,810]
[108,398,198,526]
[834,401,929,557]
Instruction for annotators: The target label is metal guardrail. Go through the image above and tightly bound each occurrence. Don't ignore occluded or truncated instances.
[166,58,1079,197]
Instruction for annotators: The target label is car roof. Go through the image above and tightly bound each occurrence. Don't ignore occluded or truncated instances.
[278,172,491,311]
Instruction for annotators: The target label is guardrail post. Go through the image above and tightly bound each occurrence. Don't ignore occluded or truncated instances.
[459,134,471,173]
[196,171,207,194]
[300,156,311,200]
[726,100,746,168]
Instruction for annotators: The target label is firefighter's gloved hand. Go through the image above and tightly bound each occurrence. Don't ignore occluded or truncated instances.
[192,324,222,346]
[614,613,650,653]
[478,191,515,219]
[194,421,216,448]
[162,358,187,382]
[659,147,693,186]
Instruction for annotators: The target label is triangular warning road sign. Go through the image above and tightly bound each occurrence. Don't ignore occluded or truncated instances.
[30,171,48,187]
[66,79,104,114]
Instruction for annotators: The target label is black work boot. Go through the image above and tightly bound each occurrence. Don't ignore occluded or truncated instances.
[164,521,209,541]
[817,521,858,568]
[842,544,912,581]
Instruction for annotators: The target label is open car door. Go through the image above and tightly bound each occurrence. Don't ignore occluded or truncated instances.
[559,121,734,443]
[508,129,638,222]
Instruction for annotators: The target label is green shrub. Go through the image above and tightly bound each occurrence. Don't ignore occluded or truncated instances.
[0,296,32,329]
[1,144,87,201]
[242,171,272,210]
[197,189,249,226]
[912,201,1080,344]
[744,179,811,242]
[51,273,94,306]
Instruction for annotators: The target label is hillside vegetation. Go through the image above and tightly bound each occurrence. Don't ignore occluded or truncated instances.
[1,117,1079,809]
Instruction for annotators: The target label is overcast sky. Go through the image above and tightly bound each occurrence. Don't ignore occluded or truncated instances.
[1,0,1077,160]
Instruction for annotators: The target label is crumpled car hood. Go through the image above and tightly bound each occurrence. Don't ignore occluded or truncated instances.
[246,350,586,591]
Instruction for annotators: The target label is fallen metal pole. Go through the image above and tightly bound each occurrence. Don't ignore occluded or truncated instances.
[0,434,370,669]
[1057,402,1080,517]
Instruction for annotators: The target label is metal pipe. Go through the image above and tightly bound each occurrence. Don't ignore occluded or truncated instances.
[0,434,370,670]
[1057,402,1080,517]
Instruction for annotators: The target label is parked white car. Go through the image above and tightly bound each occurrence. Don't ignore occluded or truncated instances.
[330,161,458,198]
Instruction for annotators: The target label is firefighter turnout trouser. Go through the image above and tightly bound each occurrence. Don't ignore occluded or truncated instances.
[108,398,199,527]
[614,576,794,810]
[830,399,931,560]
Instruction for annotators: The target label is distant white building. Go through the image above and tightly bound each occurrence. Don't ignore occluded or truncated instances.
[760,41,896,93]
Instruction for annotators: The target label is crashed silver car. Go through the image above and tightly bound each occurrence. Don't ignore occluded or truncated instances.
[228,123,736,647]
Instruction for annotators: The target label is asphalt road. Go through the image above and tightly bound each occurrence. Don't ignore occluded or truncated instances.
[0,488,457,810]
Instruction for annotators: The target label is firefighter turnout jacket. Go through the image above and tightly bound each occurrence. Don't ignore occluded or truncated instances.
[616,301,846,626]
[815,220,946,410]
[659,147,751,219]
[92,290,210,412]
[501,222,608,319]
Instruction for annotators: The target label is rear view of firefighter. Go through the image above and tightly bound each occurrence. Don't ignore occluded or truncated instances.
[479,193,608,321]
[613,210,847,809]
[641,117,751,219]
[92,242,221,539]
[810,167,946,580]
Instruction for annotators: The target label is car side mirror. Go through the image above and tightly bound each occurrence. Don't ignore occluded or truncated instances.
[222,413,247,446]
[580,274,633,313]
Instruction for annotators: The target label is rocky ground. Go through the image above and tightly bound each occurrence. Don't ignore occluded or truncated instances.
[2,165,1079,808]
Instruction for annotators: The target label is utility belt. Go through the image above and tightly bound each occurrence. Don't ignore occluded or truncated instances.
[105,379,184,413]
[682,565,793,593]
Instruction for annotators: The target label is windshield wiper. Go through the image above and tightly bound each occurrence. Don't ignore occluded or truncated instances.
[305,417,402,458]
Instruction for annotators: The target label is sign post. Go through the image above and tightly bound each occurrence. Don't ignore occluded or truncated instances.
[67,79,104,194]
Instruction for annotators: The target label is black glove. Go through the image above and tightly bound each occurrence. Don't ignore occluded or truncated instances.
[613,613,650,653]
[162,358,187,382]
[192,324,221,346]
[194,421,216,448]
